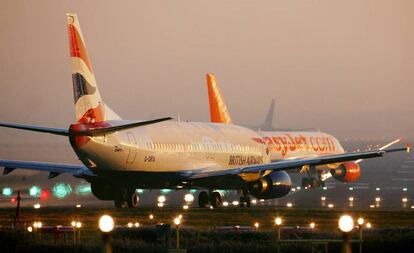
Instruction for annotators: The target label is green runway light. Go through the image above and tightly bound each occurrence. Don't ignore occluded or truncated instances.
[136,189,144,194]
[190,189,197,193]
[161,189,172,194]
[29,186,41,198]
[2,187,13,196]
[52,183,72,199]
[75,183,91,196]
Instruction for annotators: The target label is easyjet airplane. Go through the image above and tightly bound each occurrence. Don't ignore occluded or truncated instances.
[0,14,409,208]
[206,73,409,205]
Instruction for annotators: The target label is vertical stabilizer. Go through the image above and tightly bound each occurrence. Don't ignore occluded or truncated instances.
[260,98,276,130]
[67,13,120,123]
[206,73,232,124]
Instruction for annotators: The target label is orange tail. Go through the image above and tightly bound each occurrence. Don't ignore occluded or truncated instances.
[206,73,232,124]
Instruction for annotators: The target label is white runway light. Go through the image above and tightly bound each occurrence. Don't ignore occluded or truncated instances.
[157,195,166,203]
[184,193,194,203]
[99,215,114,233]
[338,215,354,233]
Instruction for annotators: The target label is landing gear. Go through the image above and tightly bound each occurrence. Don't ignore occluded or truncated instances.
[126,189,139,208]
[198,191,209,208]
[198,191,222,208]
[239,191,251,208]
[114,194,126,208]
[301,177,323,188]
[113,188,139,208]
[210,192,222,208]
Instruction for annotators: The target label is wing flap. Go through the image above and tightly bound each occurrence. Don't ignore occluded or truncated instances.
[242,146,408,174]
[186,146,409,180]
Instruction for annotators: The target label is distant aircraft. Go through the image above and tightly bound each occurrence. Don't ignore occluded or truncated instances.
[205,73,408,198]
[0,14,409,209]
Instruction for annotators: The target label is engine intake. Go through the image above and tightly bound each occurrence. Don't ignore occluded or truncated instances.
[330,161,361,183]
[249,171,291,199]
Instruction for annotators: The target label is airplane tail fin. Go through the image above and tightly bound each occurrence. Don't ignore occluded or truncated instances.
[206,73,232,124]
[67,13,121,123]
[261,98,276,130]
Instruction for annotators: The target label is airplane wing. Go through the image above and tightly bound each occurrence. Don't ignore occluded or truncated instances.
[187,146,409,179]
[0,160,93,179]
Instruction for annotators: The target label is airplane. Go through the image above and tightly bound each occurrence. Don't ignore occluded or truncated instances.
[0,14,409,209]
[205,73,409,204]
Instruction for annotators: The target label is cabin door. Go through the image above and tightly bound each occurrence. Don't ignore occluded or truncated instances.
[126,132,137,165]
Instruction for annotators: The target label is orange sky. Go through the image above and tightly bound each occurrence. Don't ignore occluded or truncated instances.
[0,0,413,146]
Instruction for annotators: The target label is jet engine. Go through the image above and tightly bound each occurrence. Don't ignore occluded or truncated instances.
[91,182,115,200]
[330,161,361,183]
[249,171,291,199]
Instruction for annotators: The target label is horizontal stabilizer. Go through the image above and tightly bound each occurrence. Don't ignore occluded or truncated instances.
[0,122,68,136]
[72,117,173,136]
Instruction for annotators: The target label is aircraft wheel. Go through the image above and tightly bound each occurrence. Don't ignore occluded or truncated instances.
[210,192,222,208]
[114,198,125,208]
[114,189,126,208]
[301,178,310,188]
[245,196,251,208]
[239,196,245,208]
[127,190,139,208]
[198,191,209,208]
[310,178,318,188]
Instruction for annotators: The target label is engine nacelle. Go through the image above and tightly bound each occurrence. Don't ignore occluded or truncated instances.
[91,182,115,200]
[249,171,291,199]
[330,161,361,183]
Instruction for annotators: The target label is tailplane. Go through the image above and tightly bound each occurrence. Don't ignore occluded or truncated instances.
[67,13,121,123]
[206,73,232,124]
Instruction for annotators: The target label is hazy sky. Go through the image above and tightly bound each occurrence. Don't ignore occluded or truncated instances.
[0,0,413,146]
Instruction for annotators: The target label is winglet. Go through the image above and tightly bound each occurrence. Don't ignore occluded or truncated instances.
[206,73,233,124]
[407,144,411,153]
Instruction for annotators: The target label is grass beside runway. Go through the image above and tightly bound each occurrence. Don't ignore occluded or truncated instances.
[1,206,414,231]
[1,207,414,253]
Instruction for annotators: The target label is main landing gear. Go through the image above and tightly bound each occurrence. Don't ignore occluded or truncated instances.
[197,190,252,208]
[301,177,325,189]
[239,190,251,208]
[198,191,222,208]
[114,189,139,208]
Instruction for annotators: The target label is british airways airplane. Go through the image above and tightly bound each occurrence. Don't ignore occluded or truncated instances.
[0,14,409,208]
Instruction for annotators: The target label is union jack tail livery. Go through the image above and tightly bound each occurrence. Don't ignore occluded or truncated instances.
[206,73,232,124]
[67,13,120,123]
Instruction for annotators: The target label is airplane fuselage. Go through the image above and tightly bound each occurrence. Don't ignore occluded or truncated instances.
[71,120,344,188]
